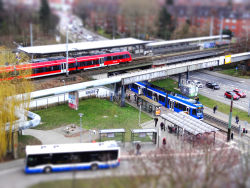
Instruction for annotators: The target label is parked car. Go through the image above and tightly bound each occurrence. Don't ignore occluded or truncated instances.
[233,89,246,98]
[224,91,240,100]
[206,82,220,90]
[193,80,203,88]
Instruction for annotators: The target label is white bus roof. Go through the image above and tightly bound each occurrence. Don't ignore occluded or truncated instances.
[146,35,230,48]
[26,141,119,155]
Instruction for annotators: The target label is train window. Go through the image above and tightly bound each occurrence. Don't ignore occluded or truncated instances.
[159,95,165,103]
[125,54,130,58]
[45,66,51,72]
[183,106,187,111]
[113,56,117,60]
[34,67,45,74]
[86,61,91,66]
[119,55,123,59]
[93,60,98,65]
[192,109,196,115]
[68,63,75,69]
[107,56,112,61]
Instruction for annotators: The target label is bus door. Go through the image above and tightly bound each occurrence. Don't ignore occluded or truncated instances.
[99,57,105,67]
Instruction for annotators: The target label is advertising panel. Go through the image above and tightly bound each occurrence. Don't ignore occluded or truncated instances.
[68,91,79,110]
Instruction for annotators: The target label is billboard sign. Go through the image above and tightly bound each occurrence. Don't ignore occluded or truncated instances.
[68,91,79,110]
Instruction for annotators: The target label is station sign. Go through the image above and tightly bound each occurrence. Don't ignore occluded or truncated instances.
[225,55,232,64]
[68,91,79,110]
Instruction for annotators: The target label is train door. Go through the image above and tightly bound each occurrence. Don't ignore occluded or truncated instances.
[99,58,105,67]
[185,107,190,115]
[61,62,67,73]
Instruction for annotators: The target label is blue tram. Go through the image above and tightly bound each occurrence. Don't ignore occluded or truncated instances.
[130,82,204,119]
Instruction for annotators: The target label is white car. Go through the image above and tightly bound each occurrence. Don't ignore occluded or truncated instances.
[193,80,203,88]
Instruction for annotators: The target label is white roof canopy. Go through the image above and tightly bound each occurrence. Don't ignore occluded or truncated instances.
[18,38,149,55]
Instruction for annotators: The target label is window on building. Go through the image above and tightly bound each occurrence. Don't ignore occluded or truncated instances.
[232,19,237,23]
[232,26,236,29]
[226,19,230,23]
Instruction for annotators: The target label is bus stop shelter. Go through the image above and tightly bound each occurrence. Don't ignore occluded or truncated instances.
[131,128,157,144]
[137,95,162,116]
[99,128,126,143]
[161,112,218,145]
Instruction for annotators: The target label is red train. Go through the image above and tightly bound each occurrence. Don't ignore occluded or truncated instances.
[0,51,132,79]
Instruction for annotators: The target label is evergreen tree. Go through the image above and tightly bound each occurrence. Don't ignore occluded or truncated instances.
[39,0,51,33]
[157,0,175,39]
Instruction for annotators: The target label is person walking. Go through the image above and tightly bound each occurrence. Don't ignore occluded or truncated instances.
[160,122,164,131]
[235,115,239,124]
[213,105,217,114]
[136,143,141,155]
[154,117,158,127]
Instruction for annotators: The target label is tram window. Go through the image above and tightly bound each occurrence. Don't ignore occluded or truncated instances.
[179,103,183,110]
[174,102,179,108]
[131,84,138,90]
[183,106,187,111]
[147,90,152,97]
[192,109,197,115]
[107,56,112,61]
[159,95,165,102]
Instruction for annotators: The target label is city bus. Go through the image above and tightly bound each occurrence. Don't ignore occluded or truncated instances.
[25,141,120,174]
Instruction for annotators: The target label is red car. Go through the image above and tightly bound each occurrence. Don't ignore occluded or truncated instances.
[233,89,246,98]
[224,91,240,100]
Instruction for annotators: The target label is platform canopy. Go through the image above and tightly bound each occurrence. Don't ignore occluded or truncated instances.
[161,112,218,136]
[146,35,230,48]
[18,38,150,55]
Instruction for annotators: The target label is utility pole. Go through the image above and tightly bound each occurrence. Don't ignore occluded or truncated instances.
[66,28,69,77]
[219,17,224,41]
[79,113,83,142]
[209,16,214,36]
[30,23,33,62]
[228,96,233,141]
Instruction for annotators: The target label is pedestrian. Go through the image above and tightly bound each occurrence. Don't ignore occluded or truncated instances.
[136,143,141,155]
[154,117,158,127]
[213,105,217,114]
[160,122,164,131]
[162,138,166,146]
[128,94,130,101]
[134,94,137,102]
[235,115,239,124]
[231,132,234,140]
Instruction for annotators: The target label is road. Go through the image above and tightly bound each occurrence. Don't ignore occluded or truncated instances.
[0,159,134,188]
[187,71,250,112]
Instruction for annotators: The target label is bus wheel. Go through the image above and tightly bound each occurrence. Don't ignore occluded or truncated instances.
[44,166,52,173]
[91,164,98,171]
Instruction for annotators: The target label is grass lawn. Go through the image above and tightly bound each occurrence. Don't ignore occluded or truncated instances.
[151,78,250,123]
[31,176,151,188]
[217,69,250,79]
[18,135,41,158]
[34,98,152,141]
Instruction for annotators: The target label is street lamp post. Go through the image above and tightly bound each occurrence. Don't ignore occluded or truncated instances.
[228,97,233,142]
[79,113,84,142]
[138,101,142,126]
[62,80,65,103]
